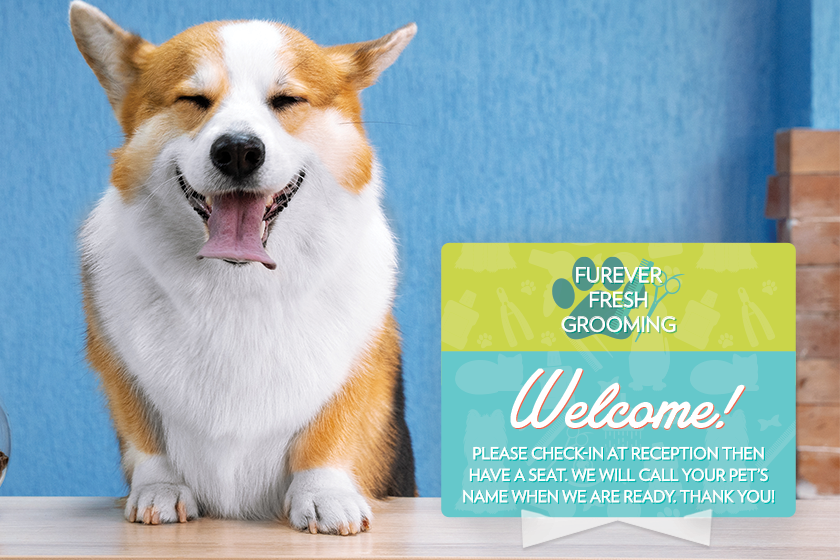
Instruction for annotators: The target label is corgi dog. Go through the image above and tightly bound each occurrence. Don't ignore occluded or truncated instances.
[69,1,416,535]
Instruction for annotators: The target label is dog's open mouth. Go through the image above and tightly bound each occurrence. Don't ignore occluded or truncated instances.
[178,169,305,270]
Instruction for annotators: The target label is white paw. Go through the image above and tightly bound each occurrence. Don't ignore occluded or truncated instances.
[284,468,372,535]
[125,482,199,524]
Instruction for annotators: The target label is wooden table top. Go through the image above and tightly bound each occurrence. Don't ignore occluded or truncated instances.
[0,497,838,559]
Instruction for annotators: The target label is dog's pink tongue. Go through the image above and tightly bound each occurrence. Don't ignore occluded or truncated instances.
[197,192,276,270]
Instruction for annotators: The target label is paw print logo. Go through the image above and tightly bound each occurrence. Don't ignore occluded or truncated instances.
[476,333,492,348]
[520,280,536,295]
[656,506,681,517]
[551,256,646,340]
[718,333,734,348]
[541,331,556,346]
[762,280,777,295]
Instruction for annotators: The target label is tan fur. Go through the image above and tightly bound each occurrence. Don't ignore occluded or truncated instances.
[289,315,402,498]
[269,25,374,193]
[110,23,227,201]
[82,280,159,461]
[116,23,226,135]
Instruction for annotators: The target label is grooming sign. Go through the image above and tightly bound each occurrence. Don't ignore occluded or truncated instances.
[441,243,795,517]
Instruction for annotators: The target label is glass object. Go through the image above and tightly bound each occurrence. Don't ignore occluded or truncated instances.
[0,400,9,488]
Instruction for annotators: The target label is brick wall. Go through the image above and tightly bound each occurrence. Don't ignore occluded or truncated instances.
[767,129,840,494]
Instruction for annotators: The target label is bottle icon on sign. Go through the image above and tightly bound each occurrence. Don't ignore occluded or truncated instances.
[674,290,721,349]
[442,291,479,350]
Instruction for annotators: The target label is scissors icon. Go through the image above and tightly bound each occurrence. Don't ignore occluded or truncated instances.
[635,271,683,341]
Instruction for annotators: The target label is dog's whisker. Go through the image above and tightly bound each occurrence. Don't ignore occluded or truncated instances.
[132,177,176,214]
[133,174,182,216]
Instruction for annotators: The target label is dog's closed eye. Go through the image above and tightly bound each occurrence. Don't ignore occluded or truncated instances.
[177,95,212,110]
[269,94,305,112]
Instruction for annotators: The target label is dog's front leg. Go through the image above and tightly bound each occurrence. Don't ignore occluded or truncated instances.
[284,319,404,536]
[284,388,375,536]
[124,448,198,524]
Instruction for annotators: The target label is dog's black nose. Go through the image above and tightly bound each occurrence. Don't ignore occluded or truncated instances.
[210,133,265,180]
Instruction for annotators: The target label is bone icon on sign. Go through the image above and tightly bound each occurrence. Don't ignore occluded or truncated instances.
[739,287,775,347]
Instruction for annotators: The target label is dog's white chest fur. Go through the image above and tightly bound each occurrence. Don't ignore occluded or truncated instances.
[82,172,396,518]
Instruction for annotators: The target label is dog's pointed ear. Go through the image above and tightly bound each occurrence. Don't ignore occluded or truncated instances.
[326,23,416,90]
[69,1,152,113]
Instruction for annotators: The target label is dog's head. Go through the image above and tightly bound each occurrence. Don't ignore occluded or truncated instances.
[70,2,414,270]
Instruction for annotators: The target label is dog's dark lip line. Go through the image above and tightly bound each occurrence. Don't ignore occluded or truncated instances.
[177,172,211,221]
[262,171,305,224]
[175,168,305,237]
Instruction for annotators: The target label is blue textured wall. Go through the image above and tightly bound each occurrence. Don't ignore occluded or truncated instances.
[776,0,812,128]
[812,0,840,127]
[0,0,817,498]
